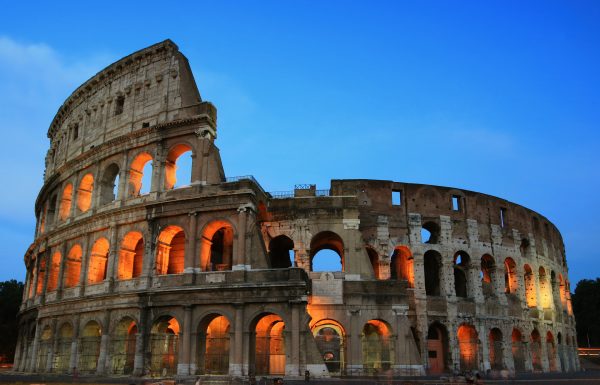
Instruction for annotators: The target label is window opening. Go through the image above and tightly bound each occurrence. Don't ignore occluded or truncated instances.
[115,96,125,116]
[392,190,401,206]
[500,208,507,228]
[452,195,461,211]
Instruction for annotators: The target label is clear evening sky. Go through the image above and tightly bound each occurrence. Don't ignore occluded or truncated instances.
[0,1,598,287]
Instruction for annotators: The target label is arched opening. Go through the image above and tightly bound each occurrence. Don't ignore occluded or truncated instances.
[424,250,442,296]
[59,183,73,220]
[366,247,380,279]
[118,232,144,280]
[78,320,101,373]
[76,173,94,213]
[88,238,109,284]
[391,246,414,287]
[547,331,557,371]
[64,245,82,288]
[539,267,552,308]
[504,257,518,294]
[457,324,479,371]
[53,323,73,373]
[150,316,180,376]
[251,313,285,376]
[512,328,526,372]
[531,329,542,371]
[200,221,234,271]
[453,251,470,298]
[47,251,61,292]
[111,317,137,375]
[421,222,440,244]
[312,319,346,375]
[559,274,567,310]
[36,257,47,295]
[36,326,52,371]
[362,319,393,374]
[480,254,495,298]
[310,231,344,272]
[47,193,58,226]
[269,235,294,269]
[99,163,120,205]
[427,322,449,374]
[156,226,185,275]
[165,144,193,189]
[557,332,565,372]
[524,264,537,307]
[197,314,231,375]
[129,152,153,196]
[489,328,504,370]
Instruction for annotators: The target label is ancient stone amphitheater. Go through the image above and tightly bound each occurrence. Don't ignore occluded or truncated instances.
[15,40,579,379]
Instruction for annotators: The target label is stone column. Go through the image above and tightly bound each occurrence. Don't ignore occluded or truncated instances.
[502,327,514,373]
[27,319,42,372]
[78,233,91,296]
[106,224,118,292]
[178,306,193,375]
[46,319,58,372]
[469,260,484,303]
[150,150,164,193]
[231,303,244,376]
[12,328,23,372]
[69,314,81,374]
[233,206,248,270]
[31,256,41,300]
[288,301,301,376]
[142,223,156,284]
[442,260,455,299]
[56,242,68,299]
[346,308,362,375]
[96,310,111,374]
[117,151,129,201]
[40,248,51,304]
[491,266,507,305]
[477,324,490,372]
[184,213,198,273]
[133,307,148,376]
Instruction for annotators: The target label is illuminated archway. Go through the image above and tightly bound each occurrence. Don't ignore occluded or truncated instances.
[311,231,344,272]
[150,316,180,376]
[512,328,526,372]
[480,254,495,298]
[391,246,414,287]
[531,329,542,371]
[524,264,537,307]
[47,251,61,292]
[88,238,109,284]
[129,152,153,196]
[78,320,102,373]
[200,220,234,271]
[76,173,94,213]
[312,319,346,374]
[251,313,286,376]
[156,226,185,275]
[504,257,518,294]
[164,144,193,189]
[362,319,393,373]
[197,314,231,374]
[118,232,144,280]
[64,245,82,288]
[59,183,73,220]
[539,267,552,308]
[457,324,479,371]
[366,247,380,279]
[111,317,137,374]
[99,163,120,205]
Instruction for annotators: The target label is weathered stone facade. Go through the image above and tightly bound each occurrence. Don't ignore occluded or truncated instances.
[15,40,579,379]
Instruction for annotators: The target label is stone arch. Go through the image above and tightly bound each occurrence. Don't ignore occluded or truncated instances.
[47,251,61,292]
[196,313,232,375]
[559,274,567,309]
[547,331,557,371]
[421,221,440,244]
[511,328,526,372]
[156,225,185,275]
[76,173,94,213]
[311,318,346,375]
[489,328,504,370]
[54,322,73,373]
[391,245,414,287]
[453,251,471,298]
[269,235,294,269]
[366,246,380,279]
[310,231,344,272]
[64,244,82,288]
[539,267,553,308]
[88,237,109,284]
[165,143,194,190]
[362,319,393,374]
[58,183,73,220]
[424,250,442,296]
[78,320,102,373]
[524,264,537,307]
[427,321,449,374]
[531,329,542,371]
[128,151,153,196]
[249,312,286,376]
[504,257,518,294]
[200,220,235,271]
[457,324,479,371]
[110,316,137,375]
[99,163,120,205]
[150,315,180,376]
[118,231,144,280]
[36,325,53,371]
[480,254,495,298]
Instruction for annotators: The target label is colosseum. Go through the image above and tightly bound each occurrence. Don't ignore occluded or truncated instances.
[14,40,579,380]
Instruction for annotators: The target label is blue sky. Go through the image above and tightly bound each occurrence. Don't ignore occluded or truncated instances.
[0,1,599,287]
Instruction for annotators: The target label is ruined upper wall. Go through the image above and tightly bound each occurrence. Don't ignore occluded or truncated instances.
[44,40,204,180]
